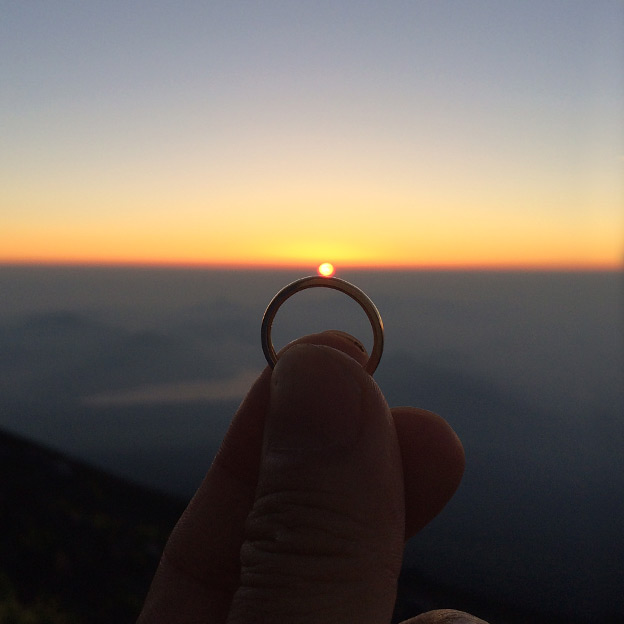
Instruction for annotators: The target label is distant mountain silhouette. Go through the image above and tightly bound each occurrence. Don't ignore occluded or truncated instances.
[0,309,230,407]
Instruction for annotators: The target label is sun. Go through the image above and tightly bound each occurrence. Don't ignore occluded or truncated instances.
[317,262,335,277]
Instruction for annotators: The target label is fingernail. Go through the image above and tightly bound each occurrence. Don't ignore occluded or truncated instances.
[267,344,364,451]
[325,330,367,354]
[433,611,491,624]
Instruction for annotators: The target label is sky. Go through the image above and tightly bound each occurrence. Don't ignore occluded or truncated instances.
[1,1,623,269]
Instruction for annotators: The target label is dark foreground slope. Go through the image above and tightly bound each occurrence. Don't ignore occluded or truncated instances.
[1,428,616,624]
[0,428,185,623]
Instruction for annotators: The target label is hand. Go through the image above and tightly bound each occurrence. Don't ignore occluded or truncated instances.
[138,331,488,624]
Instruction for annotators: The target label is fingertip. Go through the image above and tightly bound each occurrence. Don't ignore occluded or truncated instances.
[402,609,490,623]
[276,330,369,368]
[391,407,465,538]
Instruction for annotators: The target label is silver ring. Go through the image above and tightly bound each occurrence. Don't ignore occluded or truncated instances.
[261,276,384,375]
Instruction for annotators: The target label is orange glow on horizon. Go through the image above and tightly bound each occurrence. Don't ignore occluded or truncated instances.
[2,166,622,272]
[1,248,620,271]
[0,214,621,272]
[2,206,621,271]
[0,256,620,272]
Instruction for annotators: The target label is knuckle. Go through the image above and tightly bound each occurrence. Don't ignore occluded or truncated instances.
[228,490,402,622]
[240,490,379,581]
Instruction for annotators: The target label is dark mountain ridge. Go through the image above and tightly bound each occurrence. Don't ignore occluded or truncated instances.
[0,427,185,623]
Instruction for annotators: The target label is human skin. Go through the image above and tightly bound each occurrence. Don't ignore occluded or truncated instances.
[138,331,488,624]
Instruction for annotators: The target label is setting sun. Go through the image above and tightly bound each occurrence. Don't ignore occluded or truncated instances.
[318,262,335,277]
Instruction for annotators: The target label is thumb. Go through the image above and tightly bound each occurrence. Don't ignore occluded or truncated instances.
[226,343,405,624]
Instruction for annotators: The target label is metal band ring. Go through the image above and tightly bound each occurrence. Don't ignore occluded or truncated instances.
[261,276,384,375]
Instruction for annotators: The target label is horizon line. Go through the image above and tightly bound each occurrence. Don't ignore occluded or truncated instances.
[0,259,621,272]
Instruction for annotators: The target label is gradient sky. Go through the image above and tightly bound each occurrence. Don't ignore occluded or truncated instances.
[2,1,623,268]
